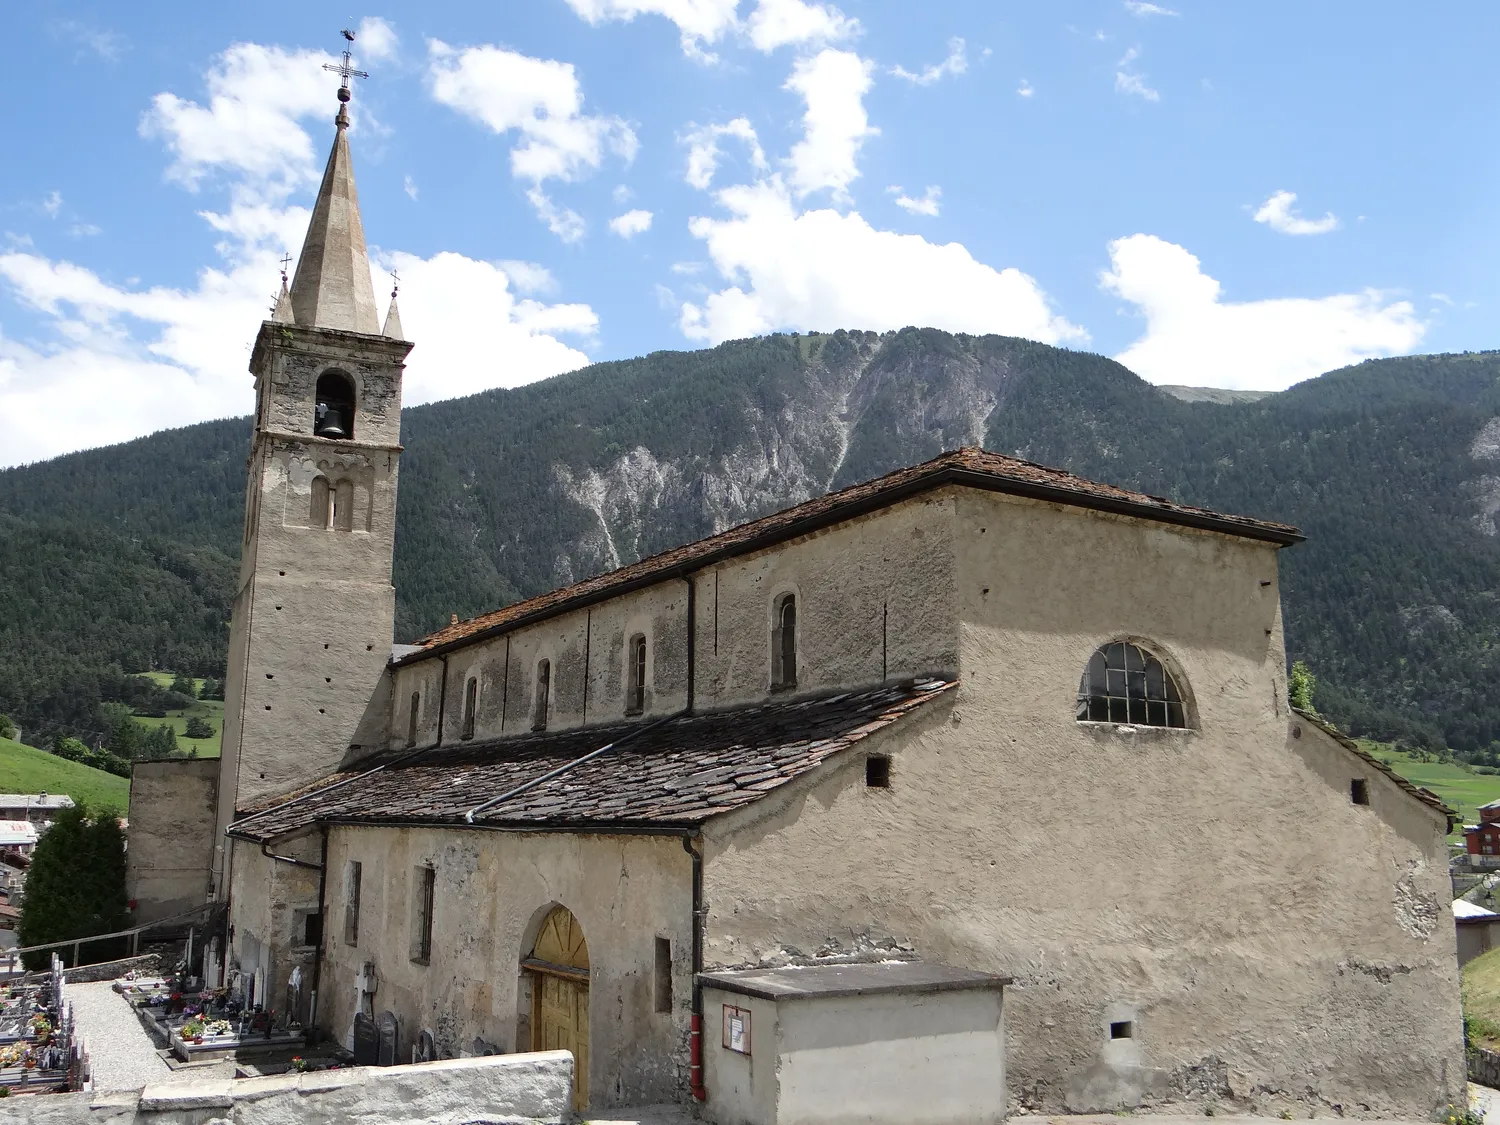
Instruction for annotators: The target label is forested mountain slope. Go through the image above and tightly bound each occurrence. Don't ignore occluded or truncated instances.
[4,329,1500,760]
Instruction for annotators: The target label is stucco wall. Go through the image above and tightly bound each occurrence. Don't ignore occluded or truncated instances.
[320,825,692,1108]
[125,759,218,926]
[226,838,322,1023]
[699,489,1463,1118]
[702,986,1005,1125]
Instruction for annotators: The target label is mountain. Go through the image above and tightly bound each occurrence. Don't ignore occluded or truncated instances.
[3,328,1500,761]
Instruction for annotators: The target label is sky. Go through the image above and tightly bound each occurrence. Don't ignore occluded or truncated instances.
[4,1,1500,467]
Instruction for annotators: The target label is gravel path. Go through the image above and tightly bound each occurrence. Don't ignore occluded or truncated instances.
[64,981,172,1092]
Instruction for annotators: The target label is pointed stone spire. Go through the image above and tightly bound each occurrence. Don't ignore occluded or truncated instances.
[288,85,380,334]
[382,287,404,340]
[271,278,294,324]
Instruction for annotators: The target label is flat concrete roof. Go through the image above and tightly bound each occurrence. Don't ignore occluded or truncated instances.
[698,961,1011,1001]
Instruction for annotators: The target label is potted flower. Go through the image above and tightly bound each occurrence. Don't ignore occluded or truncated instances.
[291,1056,308,1073]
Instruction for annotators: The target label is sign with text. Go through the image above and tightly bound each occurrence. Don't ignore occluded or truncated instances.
[722,1004,751,1055]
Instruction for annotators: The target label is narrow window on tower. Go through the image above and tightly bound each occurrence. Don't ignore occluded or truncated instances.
[333,479,354,532]
[627,634,647,715]
[461,678,477,740]
[343,861,362,947]
[771,593,797,690]
[533,660,551,731]
[407,691,420,747]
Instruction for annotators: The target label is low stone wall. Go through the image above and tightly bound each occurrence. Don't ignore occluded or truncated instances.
[1,955,163,987]
[1472,1046,1500,1089]
[0,1051,574,1125]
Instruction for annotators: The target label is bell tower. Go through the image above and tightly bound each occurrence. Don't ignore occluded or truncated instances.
[213,65,411,889]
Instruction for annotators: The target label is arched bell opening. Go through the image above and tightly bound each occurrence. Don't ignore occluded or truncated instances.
[314,371,356,439]
[520,903,590,1110]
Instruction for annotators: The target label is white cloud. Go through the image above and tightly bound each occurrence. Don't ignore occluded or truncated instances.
[498,261,558,295]
[1124,2,1179,17]
[561,0,740,58]
[679,180,1083,346]
[0,37,603,467]
[51,20,127,61]
[1115,46,1159,101]
[681,118,768,190]
[67,223,102,238]
[784,49,877,200]
[609,209,654,238]
[428,41,637,187]
[1017,78,1034,98]
[888,185,941,217]
[1101,234,1423,391]
[1252,190,1340,236]
[140,42,337,199]
[41,192,63,218]
[891,38,967,85]
[526,187,587,243]
[613,184,633,204]
[355,17,400,63]
[403,174,418,200]
[746,0,860,52]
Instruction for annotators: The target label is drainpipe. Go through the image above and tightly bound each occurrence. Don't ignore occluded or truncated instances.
[683,833,706,1101]
[309,825,329,1036]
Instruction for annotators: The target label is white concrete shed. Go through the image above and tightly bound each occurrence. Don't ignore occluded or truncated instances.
[699,961,1009,1125]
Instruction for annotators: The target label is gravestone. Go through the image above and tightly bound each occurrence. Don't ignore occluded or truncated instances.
[377,1010,400,1067]
[352,1012,379,1066]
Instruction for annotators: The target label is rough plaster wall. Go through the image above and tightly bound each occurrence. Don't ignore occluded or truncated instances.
[390,661,445,751]
[321,826,691,1108]
[700,492,1463,1119]
[227,839,321,1021]
[125,760,218,925]
[694,494,958,712]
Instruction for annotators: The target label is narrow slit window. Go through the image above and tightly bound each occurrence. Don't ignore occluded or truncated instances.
[461,678,477,740]
[1351,778,1370,806]
[407,691,420,747]
[533,660,551,731]
[310,476,331,530]
[344,861,362,946]
[411,865,435,964]
[627,634,647,715]
[654,936,672,1013]
[772,594,797,689]
[1076,642,1187,728]
[333,479,354,532]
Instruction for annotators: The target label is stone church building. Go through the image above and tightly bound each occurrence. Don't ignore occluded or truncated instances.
[129,77,1465,1119]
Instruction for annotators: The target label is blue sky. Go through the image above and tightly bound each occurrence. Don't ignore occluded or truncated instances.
[4,1,1500,466]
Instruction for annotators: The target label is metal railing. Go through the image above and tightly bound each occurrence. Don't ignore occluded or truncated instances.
[0,903,215,974]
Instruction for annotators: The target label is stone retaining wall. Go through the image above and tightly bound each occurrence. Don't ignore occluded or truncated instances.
[1471,1046,1500,1089]
[0,1051,574,1125]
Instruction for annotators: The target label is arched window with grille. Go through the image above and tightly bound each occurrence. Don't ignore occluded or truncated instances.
[533,660,551,731]
[772,593,797,690]
[461,677,477,740]
[1076,641,1188,728]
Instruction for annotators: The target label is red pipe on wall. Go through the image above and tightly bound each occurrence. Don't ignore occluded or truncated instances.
[689,1013,706,1100]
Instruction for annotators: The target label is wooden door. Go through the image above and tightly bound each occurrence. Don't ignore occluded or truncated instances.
[526,906,590,1110]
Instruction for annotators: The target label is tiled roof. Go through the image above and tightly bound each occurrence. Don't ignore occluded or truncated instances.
[1292,708,1456,824]
[228,678,955,844]
[409,447,1302,660]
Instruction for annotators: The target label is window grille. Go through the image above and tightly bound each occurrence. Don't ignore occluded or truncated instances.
[627,634,647,715]
[1076,641,1187,728]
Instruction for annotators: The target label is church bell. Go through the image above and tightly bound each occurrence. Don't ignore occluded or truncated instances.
[314,401,351,438]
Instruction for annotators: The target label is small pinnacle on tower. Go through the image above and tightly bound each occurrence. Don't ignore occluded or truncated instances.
[382,271,405,339]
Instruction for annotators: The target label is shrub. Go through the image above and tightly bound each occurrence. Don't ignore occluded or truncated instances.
[170,672,197,699]
[183,717,214,740]
[17,804,129,970]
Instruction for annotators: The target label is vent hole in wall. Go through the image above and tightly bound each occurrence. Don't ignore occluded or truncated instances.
[1110,1021,1133,1040]
[265,673,273,679]
[264,705,271,711]
[318,708,325,714]
[865,755,890,788]
[325,677,332,683]
[1351,778,1370,806]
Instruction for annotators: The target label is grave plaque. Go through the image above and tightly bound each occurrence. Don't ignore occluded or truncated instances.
[377,1010,400,1067]
[352,1012,379,1066]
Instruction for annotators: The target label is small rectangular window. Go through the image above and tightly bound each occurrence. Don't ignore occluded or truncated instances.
[411,865,435,964]
[628,635,647,715]
[407,691,421,747]
[865,755,891,788]
[654,936,672,1013]
[533,661,551,731]
[462,678,477,740]
[344,861,362,947]
[303,910,323,949]
[1351,778,1369,806]
[1110,1020,1133,1040]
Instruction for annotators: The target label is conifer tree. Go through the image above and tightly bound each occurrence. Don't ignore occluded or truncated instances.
[18,805,130,969]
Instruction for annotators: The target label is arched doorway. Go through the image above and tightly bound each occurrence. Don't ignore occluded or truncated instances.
[522,905,590,1110]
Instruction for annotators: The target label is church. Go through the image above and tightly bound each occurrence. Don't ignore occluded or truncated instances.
[129,72,1465,1119]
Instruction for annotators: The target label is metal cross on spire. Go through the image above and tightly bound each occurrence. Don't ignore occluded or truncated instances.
[323,29,368,125]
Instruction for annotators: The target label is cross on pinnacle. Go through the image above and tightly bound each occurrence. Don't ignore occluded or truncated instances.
[323,29,368,124]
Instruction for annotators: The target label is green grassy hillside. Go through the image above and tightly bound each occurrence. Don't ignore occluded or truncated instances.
[1360,741,1500,834]
[131,673,223,756]
[0,737,129,814]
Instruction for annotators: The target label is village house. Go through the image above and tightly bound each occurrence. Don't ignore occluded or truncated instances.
[128,77,1466,1121]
